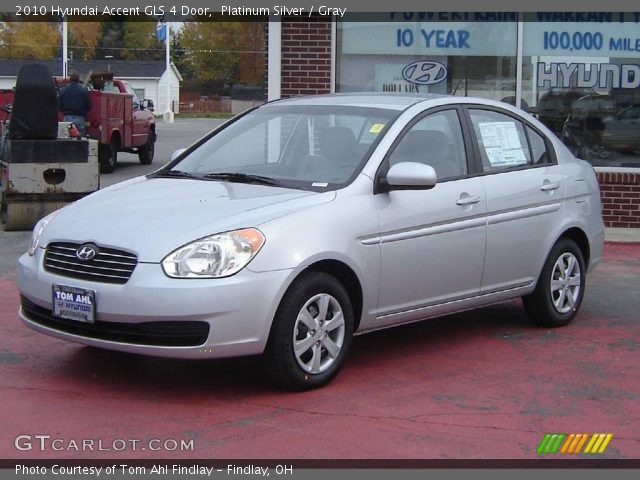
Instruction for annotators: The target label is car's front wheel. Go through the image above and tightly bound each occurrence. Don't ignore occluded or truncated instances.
[523,238,586,327]
[266,272,354,390]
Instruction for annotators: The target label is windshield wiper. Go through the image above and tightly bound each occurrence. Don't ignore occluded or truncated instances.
[202,172,283,186]
[154,170,199,179]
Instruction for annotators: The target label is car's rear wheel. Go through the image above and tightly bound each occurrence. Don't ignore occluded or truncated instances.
[523,238,586,327]
[266,272,354,390]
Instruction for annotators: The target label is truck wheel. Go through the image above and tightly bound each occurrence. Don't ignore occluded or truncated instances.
[99,139,118,174]
[138,130,156,165]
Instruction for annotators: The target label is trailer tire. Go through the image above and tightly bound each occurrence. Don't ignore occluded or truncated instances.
[99,138,118,174]
[138,130,155,165]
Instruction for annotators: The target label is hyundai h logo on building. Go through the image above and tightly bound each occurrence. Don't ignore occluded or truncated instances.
[402,60,447,86]
[76,245,98,261]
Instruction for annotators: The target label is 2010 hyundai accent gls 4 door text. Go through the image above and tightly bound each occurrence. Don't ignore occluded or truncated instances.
[18,94,605,390]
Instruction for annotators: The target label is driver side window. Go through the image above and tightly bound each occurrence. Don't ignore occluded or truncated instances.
[124,83,140,106]
[388,109,468,181]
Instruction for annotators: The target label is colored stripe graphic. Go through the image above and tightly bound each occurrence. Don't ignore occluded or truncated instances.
[560,433,589,453]
[574,433,589,453]
[537,433,566,454]
[539,433,612,454]
[584,433,613,453]
[560,434,575,453]
[537,434,552,454]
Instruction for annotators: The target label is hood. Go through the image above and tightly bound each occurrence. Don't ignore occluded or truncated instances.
[41,176,335,262]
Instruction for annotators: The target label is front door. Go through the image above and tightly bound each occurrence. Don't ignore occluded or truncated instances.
[124,82,150,146]
[374,108,487,326]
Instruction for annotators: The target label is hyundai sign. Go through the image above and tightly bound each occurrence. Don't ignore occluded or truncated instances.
[402,60,447,85]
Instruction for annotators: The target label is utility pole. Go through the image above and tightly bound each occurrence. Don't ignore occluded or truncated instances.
[62,16,68,77]
[164,21,173,122]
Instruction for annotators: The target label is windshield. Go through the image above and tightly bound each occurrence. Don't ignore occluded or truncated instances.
[169,105,397,190]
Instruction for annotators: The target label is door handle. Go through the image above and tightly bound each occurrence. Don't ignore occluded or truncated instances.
[540,182,560,192]
[456,195,481,206]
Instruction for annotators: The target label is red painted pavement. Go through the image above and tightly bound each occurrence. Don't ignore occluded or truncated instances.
[0,244,639,459]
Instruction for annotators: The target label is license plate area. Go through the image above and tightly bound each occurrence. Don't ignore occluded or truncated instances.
[52,285,96,323]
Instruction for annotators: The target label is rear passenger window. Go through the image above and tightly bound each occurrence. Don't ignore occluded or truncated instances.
[388,109,467,181]
[526,126,551,165]
[469,109,531,172]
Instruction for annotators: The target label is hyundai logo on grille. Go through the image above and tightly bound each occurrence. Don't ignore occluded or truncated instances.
[402,60,447,86]
[76,244,98,261]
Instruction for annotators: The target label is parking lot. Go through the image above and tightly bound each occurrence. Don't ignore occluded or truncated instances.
[1,118,639,459]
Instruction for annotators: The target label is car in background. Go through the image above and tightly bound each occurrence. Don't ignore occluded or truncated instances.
[537,89,592,136]
[561,94,616,159]
[17,94,605,390]
[601,104,640,154]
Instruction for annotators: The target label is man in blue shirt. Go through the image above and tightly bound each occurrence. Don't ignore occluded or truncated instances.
[59,71,92,137]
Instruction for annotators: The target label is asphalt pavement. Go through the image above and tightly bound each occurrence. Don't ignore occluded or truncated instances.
[100,117,226,188]
[0,243,638,459]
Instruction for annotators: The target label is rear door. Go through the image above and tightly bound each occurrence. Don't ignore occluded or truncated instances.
[465,106,565,293]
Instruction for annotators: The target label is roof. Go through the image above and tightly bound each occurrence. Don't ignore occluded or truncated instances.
[272,93,450,111]
[0,59,181,80]
[267,93,533,119]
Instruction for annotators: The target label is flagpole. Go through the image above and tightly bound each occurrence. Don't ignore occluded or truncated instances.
[164,21,173,123]
[62,16,68,77]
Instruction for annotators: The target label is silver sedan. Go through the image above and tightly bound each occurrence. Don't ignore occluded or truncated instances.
[18,94,605,389]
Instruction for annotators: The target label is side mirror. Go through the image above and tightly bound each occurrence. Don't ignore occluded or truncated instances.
[171,148,187,161]
[140,99,154,111]
[383,162,437,191]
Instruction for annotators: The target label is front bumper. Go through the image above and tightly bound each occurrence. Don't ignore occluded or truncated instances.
[17,248,296,359]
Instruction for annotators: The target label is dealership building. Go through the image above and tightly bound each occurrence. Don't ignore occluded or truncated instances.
[265,13,640,228]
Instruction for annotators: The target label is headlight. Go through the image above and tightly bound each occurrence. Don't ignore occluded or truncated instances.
[28,213,56,256]
[162,228,265,278]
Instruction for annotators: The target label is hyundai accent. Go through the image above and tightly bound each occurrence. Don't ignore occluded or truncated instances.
[18,94,605,389]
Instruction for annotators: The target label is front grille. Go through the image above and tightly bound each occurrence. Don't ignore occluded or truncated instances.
[44,242,138,284]
[21,296,210,347]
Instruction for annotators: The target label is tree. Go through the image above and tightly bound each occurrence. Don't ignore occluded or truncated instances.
[68,22,102,60]
[170,28,195,80]
[237,22,264,86]
[179,21,265,91]
[122,20,163,60]
[95,20,124,59]
[0,22,59,59]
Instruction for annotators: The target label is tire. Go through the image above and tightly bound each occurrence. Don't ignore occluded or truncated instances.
[99,138,118,174]
[523,238,586,327]
[138,130,156,165]
[265,272,354,390]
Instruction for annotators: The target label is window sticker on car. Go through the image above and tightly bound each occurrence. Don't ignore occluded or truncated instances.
[478,121,528,166]
[369,123,385,133]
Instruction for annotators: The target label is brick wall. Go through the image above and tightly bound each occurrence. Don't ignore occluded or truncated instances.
[597,172,640,228]
[268,17,332,98]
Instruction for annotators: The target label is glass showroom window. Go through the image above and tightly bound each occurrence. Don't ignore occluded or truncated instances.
[336,14,518,102]
[522,13,640,167]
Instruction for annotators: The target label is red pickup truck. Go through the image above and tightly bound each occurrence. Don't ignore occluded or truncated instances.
[84,74,156,173]
[2,74,156,173]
